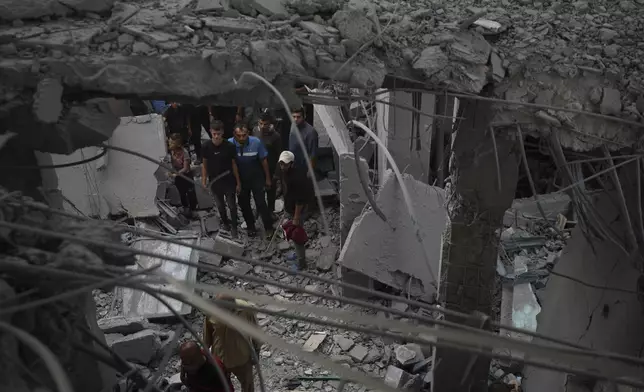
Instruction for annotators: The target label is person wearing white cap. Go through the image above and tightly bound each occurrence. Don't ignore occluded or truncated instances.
[276,150,314,269]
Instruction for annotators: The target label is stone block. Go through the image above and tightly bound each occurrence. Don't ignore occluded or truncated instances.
[394,344,423,367]
[196,184,215,210]
[252,0,287,16]
[200,237,223,267]
[98,316,149,335]
[203,17,260,33]
[316,244,338,271]
[600,88,622,116]
[107,329,160,365]
[348,344,368,362]
[333,335,355,351]
[384,365,413,389]
[213,234,244,258]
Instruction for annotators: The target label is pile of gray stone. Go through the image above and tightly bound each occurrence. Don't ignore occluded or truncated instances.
[99,315,179,371]
[382,343,433,391]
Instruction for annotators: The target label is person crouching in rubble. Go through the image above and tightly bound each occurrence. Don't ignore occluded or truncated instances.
[204,293,262,392]
[276,150,313,270]
[168,133,198,217]
[179,340,234,392]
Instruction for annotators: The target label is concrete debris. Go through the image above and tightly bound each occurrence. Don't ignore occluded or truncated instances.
[394,344,424,367]
[600,88,623,116]
[333,334,355,351]
[213,233,245,258]
[98,316,149,335]
[33,78,64,124]
[196,0,229,12]
[339,170,445,300]
[348,344,369,362]
[384,365,421,390]
[316,244,337,271]
[302,331,327,352]
[199,237,223,266]
[503,192,572,228]
[106,329,161,365]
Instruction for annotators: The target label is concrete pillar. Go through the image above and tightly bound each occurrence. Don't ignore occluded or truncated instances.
[339,153,370,245]
[432,95,521,392]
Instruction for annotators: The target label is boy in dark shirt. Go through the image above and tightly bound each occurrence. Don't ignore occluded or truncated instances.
[179,341,233,392]
[202,120,242,238]
[252,113,282,214]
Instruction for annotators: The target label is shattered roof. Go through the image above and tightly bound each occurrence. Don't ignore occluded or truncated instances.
[1,0,643,151]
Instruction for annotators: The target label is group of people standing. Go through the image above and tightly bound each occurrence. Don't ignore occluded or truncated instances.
[164,103,319,245]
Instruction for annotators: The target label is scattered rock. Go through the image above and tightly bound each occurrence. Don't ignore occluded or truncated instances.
[98,316,149,335]
[333,335,355,351]
[106,329,160,365]
[600,88,622,116]
[348,344,369,362]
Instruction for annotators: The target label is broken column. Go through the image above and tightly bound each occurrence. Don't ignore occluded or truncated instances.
[433,96,520,392]
[339,169,446,301]
[339,153,370,244]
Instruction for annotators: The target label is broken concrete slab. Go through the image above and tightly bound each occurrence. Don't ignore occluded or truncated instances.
[199,237,223,267]
[384,365,415,389]
[302,332,327,352]
[503,193,572,228]
[600,87,622,116]
[299,21,333,38]
[107,329,160,365]
[213,233,244,258]
[202,17,261,34]
[339,153,369,244]
[394,344,424,367]
[204,215,220,233]
[339,170,446,300]
[196,0,229,12]
[252,0,287,16]
[195,184,215,210]
[121,234,200,319]
[333,335,355,351]
[348,344,368,362]
[316,244,338,271]
[98,316,149,335]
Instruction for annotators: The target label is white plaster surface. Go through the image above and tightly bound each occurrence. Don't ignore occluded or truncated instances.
[47,114,166,217]
[339,170,446,299]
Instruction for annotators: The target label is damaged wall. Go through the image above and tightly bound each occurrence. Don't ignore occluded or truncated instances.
[523,191,644,391]
[43,114,166,218]
[383,90,435,183]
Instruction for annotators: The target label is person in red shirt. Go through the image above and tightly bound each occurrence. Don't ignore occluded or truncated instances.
[179,341,234,392]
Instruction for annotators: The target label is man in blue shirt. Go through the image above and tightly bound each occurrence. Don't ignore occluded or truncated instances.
[288,107,319,171]
[229,123,274,237]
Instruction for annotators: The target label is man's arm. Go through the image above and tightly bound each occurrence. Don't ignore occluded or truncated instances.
[308,128,319,169]
[203,317,214,351]
[261,158,271,185]
[201,158,208,187]
[231,159,241,192]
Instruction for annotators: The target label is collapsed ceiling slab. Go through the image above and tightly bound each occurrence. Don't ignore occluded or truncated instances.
[1,0,643,153]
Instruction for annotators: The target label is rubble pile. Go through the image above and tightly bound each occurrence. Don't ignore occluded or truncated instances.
[2,0,644,153]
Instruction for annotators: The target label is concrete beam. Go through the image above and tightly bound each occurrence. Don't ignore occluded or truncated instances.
[339,153,369,245]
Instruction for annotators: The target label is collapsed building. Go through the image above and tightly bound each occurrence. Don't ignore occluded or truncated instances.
[2,0,644,391]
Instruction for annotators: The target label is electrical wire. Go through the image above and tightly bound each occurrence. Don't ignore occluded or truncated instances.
[2,198,630,352]
[5,220,644,371]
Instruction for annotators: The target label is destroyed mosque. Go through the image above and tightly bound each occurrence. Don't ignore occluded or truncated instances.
[1,0,644,391]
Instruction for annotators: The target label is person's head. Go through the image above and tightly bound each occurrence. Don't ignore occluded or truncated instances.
[210,120,225,145]
[258,113,273,133]
[179,341,205,374]
[170,102,178,109]
[292,108,305,126]
[233,123,250,145]
[278,150,295,171]
[168,133,183,151]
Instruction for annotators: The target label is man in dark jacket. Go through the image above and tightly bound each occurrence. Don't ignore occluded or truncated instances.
[179,340,234,392]
[186,104,211,164]
[288,107,319,171]
[276,150,314,269]
[163,102,189,140]
[252,113,282,214]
